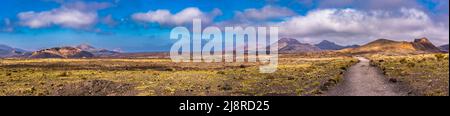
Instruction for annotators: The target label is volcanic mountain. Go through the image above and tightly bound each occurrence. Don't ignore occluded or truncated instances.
[277,38,321,53]
[315,40,359,50]
[339,37,442,55]
[412,38,442,52]
[0,44,29,58]
[29,47,94,58]
[76,44,120,56]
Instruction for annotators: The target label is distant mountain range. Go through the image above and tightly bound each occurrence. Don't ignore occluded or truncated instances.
[339,37,443,55]
[1,38,447,58]
[276,38,360,53]
[315,40,359,50]
[276,37,445,55]
[0,44,29,58]
[439,44,449,52]
[277,38,322,53]
[75,44,120,56]
[1,44,120,58]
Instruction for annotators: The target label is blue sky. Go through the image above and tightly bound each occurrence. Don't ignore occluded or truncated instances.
[0,0,448,52]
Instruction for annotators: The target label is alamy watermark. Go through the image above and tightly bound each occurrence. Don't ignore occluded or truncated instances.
[169,19,279,73]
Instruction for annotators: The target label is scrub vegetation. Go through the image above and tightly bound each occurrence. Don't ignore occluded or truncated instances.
[368,54,449,96]
[0,56,357,96]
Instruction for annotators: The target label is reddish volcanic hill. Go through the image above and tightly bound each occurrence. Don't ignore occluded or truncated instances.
[30,47,94,58]
[339,38,442,55]
[412,38,442,53]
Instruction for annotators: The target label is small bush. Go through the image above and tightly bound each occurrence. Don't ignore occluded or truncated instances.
[220,84,233,91]
[435,54,445,60]
[399,58,408,64]
[58,72,70,77]
[340,66,347,70]
[216,71,225,75]
[407,62,415,67]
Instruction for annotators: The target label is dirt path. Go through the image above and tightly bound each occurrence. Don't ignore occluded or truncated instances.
[326,57,406,96]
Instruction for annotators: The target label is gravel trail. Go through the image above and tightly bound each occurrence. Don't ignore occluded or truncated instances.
[326,57,406,96]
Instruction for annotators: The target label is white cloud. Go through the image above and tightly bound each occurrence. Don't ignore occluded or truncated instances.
[132,7,222,26]
[17,2,110,29]
[18,8,97,29]
[277,8,449,45]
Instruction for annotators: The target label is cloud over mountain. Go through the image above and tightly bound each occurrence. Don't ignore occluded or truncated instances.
[277,8,449,45]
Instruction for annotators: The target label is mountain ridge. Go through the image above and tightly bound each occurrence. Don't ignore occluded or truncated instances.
[338,37,442,55]
[29,46,94,58]
[0,44,29,58]
[315,40,360,50]
[277,38,322,53]
[439,44,449,52]
[75,43,120,56]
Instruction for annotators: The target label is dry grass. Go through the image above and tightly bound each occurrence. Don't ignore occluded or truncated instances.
[368,54,449,96]
[0,56,357,96]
